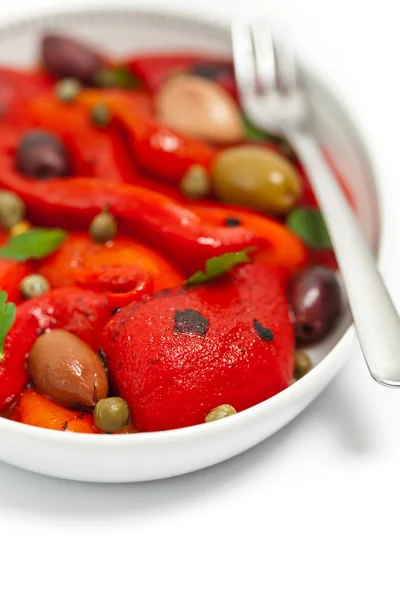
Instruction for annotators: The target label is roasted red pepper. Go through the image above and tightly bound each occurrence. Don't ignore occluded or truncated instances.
[74,265,153,308]
[102,263,294,431]
[10,389,99,433]
[0,154,306,274]
[0,230,32,303]
[37,233,184,291]
[73,90,217,183]
[28,95,138,182]
[0,67,54,124]
[126,52,237,98]
[0,288,112,414]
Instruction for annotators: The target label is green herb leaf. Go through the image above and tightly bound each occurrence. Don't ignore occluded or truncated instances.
[243,116,296,159]
[93,66,139,90]
[287,208,332,250]
[185,247,256,286]
[0,291,16,361]
[0,228,67,262]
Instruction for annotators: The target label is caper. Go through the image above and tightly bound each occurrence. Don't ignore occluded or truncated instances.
[55,77,81,103]
[94,397,130,433]
[91,103,111,127]
[212,146,302,216]
[20,274,50,299]
[89,209,117,243]
[294,350,313,379]
[0,191,26,230]
[205,404,237,422]
[180,164,211,198]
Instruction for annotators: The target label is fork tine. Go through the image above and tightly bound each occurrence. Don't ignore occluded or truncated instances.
[250,21,278,94]
[274,32,299,94]
[231,21,257,98]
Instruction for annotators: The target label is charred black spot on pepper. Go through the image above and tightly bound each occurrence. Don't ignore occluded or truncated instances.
[61,420,69,431]
[36,328,45,336]
[228,364,235,369]
[174,308,209,336]
[253,319,274,342]
[152,288,172,299]
[111,307,121,315]
[224,216,242,227]
[77,412,84,420]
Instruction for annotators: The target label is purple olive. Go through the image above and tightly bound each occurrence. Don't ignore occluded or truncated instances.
[16,130,71,179]
[288,266,342,346]
[41,34,101,84]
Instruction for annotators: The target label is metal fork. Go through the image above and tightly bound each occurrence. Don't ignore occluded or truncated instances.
[232,21,400,388]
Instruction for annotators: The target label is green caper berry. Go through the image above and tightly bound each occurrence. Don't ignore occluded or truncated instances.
[0,191,25,230]
[91,103,111,127]
[180,164,211,198]
[55,78,81,103]
[20,274,50,299]
[89,211,118,243]
[294,350,313,380]
[205,404,237,422]
[94,397,130,433]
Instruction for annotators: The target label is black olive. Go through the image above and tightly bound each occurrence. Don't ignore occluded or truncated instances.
[15,130,71,179]
[41,34,101,84]
[288,266,342,346]
[190,63,231,80]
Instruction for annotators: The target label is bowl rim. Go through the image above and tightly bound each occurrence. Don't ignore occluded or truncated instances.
[0,6,387,446]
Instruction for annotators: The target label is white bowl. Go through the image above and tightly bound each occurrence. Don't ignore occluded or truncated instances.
[0,8,383,482]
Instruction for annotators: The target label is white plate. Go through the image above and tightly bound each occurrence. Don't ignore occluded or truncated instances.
[0,8,384,482]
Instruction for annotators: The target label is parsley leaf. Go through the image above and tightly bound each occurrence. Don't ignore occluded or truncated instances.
[0,228,67,262]
[93,66,139,89]
[0,291,16,361]
[287,208,332,250]
[185,247,256,286]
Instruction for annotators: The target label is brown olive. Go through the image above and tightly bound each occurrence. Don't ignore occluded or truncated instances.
[288,266,342,346]
[212,146,302,216]
[94,397,130,433]
[0,191,25,230]
[28,329,109,409]
[205,404,237,422]
[294,350,313,379]
[41,34,102,84]
[155,74,244,145]
[16,130,71,179]
[89,209,117,243]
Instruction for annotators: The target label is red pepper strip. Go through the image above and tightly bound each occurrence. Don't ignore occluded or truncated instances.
[74,90,217,183]
[28,95,138,182]
[37,233,183,292]
[0,67,54,124]
[125,52,237,98]
[0,230,33,303]
[0,287,112,414]
[0,133,307,275]
[74,264,153,308]
[10,389,99,433]
[103,263,294,431]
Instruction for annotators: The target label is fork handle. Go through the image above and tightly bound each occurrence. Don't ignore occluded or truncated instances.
[288,131,400,387]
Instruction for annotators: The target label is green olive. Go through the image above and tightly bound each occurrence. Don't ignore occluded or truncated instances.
[94,397,130,433]
[89,210,117,243]
[180,164,211,198]
[212,146,302,216]
[20,274,50,299]
[294,350,313,380]
[205,404,237,422]
[91,103,111,128]
[55,77,81,103]
[0,191,26,230]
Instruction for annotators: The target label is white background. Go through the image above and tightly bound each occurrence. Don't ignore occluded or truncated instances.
[1,1,400,599]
